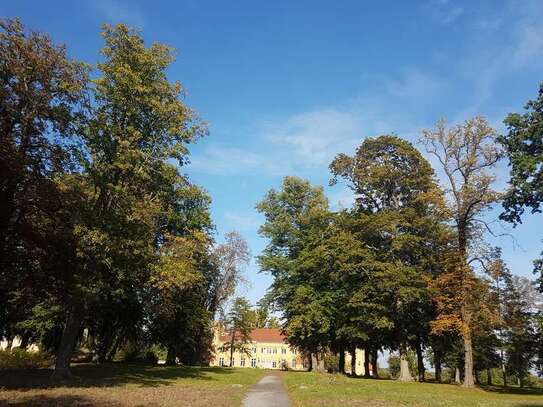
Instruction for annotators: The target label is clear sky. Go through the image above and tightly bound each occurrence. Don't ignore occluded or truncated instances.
[5,0,542,305]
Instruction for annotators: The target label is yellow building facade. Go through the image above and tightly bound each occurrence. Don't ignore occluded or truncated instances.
[210,327,371,375]
[210,328,308,370]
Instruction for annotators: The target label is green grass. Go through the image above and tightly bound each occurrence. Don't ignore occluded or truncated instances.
[284,371,543,407]
[0,363,266,406]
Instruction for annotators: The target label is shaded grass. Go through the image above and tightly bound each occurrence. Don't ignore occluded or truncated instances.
[284,372,543,407]
[0,363,265,406]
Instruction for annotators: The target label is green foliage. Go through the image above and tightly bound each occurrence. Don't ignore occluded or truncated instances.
[0,349,52,370]
[388,352,417,379]
[499,83,543,288]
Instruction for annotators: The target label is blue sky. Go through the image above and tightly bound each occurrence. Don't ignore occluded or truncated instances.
[5,0,543,305]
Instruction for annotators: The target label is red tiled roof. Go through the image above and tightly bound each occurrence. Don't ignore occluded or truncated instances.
[220,328,285,343]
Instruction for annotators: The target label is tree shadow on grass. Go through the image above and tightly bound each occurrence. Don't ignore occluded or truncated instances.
[0,394,121,406]
[478,385,543,396]
[0,363,236,390]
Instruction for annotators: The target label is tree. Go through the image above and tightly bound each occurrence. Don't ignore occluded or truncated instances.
[498,83,543,289]
[207,231,250,320]
[0,18,88,355]
[257,176,332,371]
[330,135,447,382]
[421,117,502,387]
[502,276,540,387]
[224,297,255,367]
[52,23,206,377]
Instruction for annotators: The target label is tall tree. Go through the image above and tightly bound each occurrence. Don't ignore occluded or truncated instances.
[0,18,88,351]
[498,83,543,289]
[224,297,255,367]
[53,23,206,377]
[420,117,502,387]
[257,176,332,370]
[330,135,447,382]
[206,231,250,320]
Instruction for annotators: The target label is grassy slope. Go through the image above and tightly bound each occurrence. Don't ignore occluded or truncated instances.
[284,371,543,407]
[0,363,265,406]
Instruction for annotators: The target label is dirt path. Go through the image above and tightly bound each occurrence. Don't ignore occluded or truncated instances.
[242,371,290,407]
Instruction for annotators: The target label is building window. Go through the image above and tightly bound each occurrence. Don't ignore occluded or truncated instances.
[267,348,272,354]
[251,358,256,368]
[282,348,287,354]
[273,348,277,354]
[291,359,296,368]
[272,361,277,368]
[219,357,225,367]
[240,358,245,367]
[252,347,257,353]
[261,347,265,353]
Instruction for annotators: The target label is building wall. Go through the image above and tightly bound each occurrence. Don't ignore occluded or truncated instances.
[210,340,307,370]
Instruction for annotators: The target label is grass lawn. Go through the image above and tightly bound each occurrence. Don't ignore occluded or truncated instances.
[0,363,265,406]
[284,372,543,407]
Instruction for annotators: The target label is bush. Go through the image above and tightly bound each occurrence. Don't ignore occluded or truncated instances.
[325,353,340,373]
[122,349,158,365]
[0,349,52,369]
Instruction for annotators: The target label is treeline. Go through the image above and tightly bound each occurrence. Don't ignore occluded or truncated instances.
[0,20,249,376]
[257,89,543,387]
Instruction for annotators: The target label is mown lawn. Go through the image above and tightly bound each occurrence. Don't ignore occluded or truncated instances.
[284,371,543,407]
[0,363,265,406]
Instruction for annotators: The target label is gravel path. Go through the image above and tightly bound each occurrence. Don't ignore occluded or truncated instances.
[242,372,290,407]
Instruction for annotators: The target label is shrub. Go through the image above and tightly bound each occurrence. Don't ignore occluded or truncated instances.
[0,349,52,369]
[324,353,340,373]
[122,349,158,365]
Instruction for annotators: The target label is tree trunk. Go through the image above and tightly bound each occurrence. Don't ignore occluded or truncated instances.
[317,352,325,373]
[6,337,13,352]
[19,332,30,350]
[311,353,318,372]
[434,349,442,383]
[371,348,379,378]
[486,368,492,386]
[500,349,507,387]
[339,345,346,374]
[106,335,122,362]
[363,345,371,378]
[350,345,357,377]
[458,222,475,389]
[229,331,235,367]
[415,342,425,382]
[462,332,475,388]
[53,306,82,379]
[165,345,176,365]
[398,345,413,382]
[455,367,461,383]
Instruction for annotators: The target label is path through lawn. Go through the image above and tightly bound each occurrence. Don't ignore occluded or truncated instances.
[284,372,543,407]
[0,364,265,406]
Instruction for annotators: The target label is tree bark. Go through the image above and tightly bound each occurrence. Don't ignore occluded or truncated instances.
[434,349,442,383]
[338,345,346,374]
[106,335,122,362]
[310,353,317,372]
[6,337,13,352]
[53,306,82,379]
[462,331,475,388]
[317,352,325,373]
[19,332,30,350]
[415,342,425,382]
[500,349,507,387]
[398,345,413,381]
[165,345,176,365]
[455,367,461,384]
[350,345,357,377]
[229,331,235,367]
[363,344,371,378]
[371,348,379,378]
